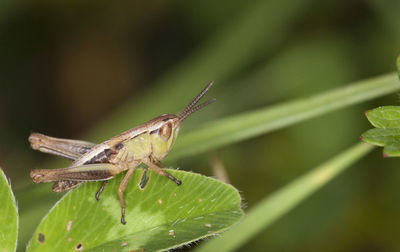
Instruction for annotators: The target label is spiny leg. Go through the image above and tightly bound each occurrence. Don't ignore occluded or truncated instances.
[118,166,136,224]
[144,160,182,186]
[95,181,109,201]
[31,163,119,183]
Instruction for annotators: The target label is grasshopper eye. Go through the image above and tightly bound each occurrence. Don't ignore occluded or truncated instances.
[159,122,172,141]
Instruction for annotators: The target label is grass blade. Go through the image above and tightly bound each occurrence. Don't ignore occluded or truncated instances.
[195,143,373,252]
[168,73,399,160]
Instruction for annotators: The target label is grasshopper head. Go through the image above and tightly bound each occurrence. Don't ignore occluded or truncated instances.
[150,81,215,160]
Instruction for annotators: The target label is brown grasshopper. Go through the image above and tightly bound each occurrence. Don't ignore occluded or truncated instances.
[29,81,215,224]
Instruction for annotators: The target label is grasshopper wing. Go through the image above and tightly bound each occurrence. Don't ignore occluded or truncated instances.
[29,133,95,160]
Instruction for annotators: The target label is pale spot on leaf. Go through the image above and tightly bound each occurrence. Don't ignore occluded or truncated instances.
[67,220,73,232]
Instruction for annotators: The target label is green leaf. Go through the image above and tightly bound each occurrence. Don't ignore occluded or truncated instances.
[365,106,400,128]
[361,128,400,146]
[26,169,243,251]
[195,143,373,252]
[0,169,18,252]
[361,128,400,157]
[361,105,400,157]
[382,143,400,157]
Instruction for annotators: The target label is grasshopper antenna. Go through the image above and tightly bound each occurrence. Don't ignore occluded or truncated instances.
[178,81,216,122]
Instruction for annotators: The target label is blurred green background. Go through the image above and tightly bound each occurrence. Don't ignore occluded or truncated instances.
[1,0,400,251]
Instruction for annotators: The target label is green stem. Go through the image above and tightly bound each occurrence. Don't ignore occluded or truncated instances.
[169,73,399,160]
[195,143,374,252]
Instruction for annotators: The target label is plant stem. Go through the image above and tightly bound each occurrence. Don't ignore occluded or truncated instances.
[195,143,374,252]
[169,73,399,160]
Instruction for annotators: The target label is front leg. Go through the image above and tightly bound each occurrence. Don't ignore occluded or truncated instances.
[143,159,182,186]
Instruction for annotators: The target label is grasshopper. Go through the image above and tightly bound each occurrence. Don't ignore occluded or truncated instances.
[29,81,215,224]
